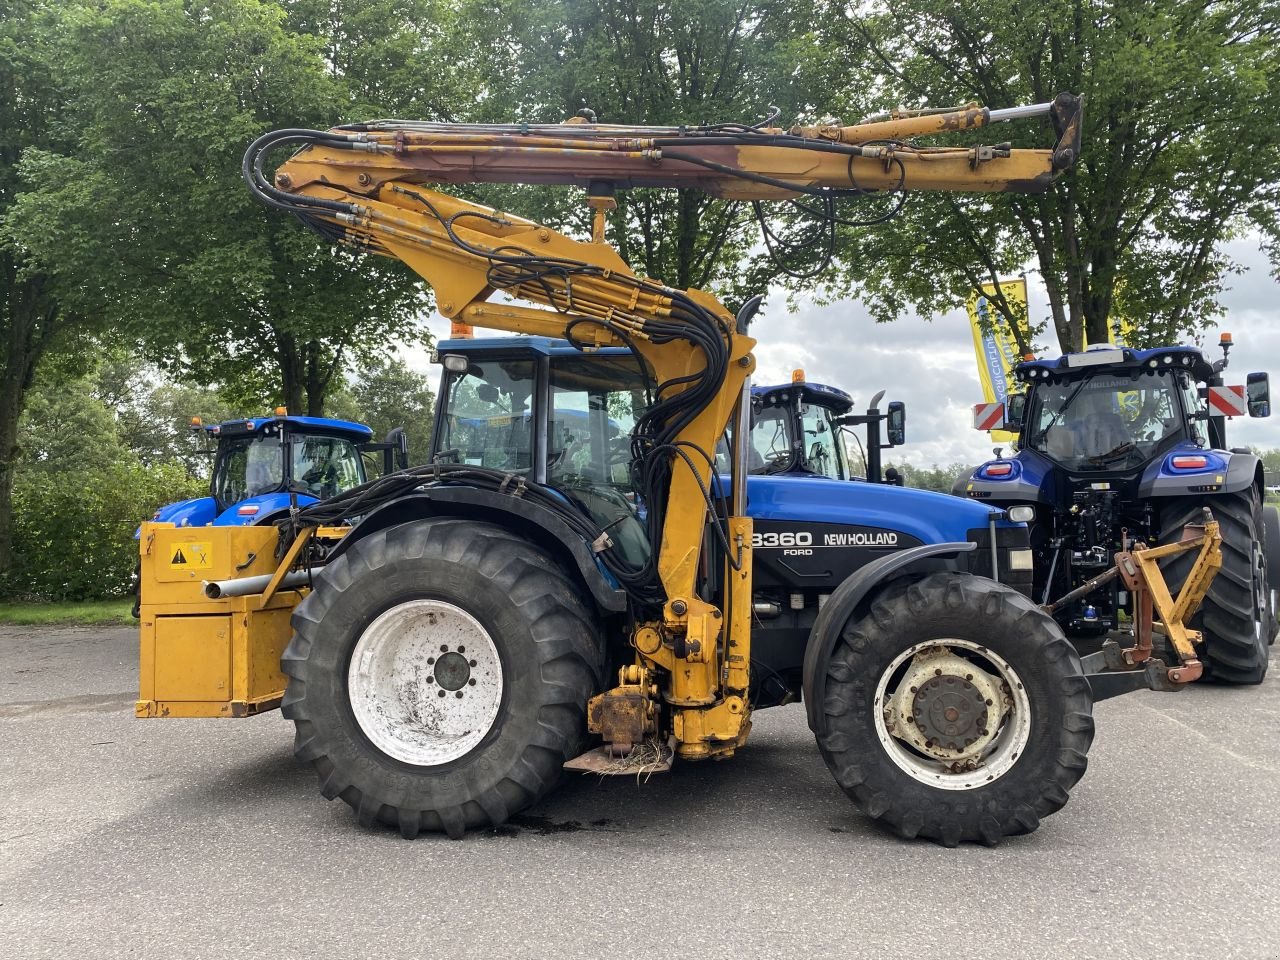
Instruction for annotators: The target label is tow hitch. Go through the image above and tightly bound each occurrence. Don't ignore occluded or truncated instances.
[1044,509,1222,701]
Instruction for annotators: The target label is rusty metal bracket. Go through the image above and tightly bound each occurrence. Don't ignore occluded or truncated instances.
[1045,510,1221,690]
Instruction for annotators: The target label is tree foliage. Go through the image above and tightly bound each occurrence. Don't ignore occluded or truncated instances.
[802,0,1280,353]
[487,0,817,311]
[4,0,431,416]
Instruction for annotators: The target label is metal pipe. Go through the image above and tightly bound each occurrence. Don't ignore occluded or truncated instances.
[987,102,1054,123]
[203,569,314,600]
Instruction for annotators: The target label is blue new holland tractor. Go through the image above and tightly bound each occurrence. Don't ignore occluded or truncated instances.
[957,336,1278,683]
[150,411,407,529]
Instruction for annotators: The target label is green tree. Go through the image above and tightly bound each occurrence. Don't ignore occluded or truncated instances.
[804,0,1280,353]
[486,0,815,311]
[0,0,86,580]
[5,0,430,419]
[882,460,974,493]
[6,361,202,601]
[349,354,437,465]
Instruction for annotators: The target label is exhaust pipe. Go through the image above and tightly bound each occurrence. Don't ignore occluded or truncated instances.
[203,569,314,600]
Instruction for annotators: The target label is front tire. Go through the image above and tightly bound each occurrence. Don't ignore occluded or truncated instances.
[814,573,1095,847]
[1160,493,1270,684]
[281,518,603,838]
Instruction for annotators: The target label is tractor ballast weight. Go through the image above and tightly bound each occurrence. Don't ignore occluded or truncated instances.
[959,338,1278,683]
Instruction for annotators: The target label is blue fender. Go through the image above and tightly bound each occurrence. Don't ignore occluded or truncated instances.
[1136,445,1262,498]
[134,497,217,539]
[801,541,978,734]
[213,491,318,526]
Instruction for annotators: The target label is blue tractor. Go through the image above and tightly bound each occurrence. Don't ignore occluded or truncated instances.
[740,373,906,485]
[149,411,407,529]
[422,336,1034,710]
[957,337,1278,683]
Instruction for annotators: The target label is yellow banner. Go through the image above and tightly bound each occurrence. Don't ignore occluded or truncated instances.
[967,278,1029,443]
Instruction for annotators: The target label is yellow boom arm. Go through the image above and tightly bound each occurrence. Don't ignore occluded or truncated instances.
[244,93,1083,759]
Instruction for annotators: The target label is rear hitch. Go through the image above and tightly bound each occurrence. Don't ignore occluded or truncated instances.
[1046,508,1221,698]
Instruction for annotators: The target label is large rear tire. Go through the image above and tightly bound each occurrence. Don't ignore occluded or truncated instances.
[1160,493,1270,684]
[281,518,603,838]
[814,572,1094,847]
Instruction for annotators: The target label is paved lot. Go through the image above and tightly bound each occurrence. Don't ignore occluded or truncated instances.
[1,624,1278,960]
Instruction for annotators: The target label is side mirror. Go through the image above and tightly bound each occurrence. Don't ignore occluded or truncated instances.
[886,401,906,446]
[1247,372,1270,418]
[1004,392,1026,429]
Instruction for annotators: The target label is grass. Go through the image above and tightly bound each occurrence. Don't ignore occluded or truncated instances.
[0,599,134,626]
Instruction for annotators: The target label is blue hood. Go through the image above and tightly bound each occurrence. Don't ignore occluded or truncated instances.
[747,474,1014,543]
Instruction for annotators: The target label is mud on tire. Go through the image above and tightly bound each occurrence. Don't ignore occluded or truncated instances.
[1160,493,1270,684]
[814,572,1095,847]
[281,518,603,838]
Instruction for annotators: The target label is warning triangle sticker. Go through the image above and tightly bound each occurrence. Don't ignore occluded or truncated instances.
[171,548,187,565]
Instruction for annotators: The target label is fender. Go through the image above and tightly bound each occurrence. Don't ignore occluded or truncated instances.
[801,541,977,734]
[327,487,628,612]
[1137,450,1262,499]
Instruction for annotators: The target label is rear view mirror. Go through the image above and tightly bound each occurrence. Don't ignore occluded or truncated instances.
[1005,392,1027,429]
[886,401,905,446]
[1247,372,1270,418]
[476,384,501,405]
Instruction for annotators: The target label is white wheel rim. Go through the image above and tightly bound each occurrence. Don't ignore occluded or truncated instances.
[873,638,1032,791]
[347,599,504,766]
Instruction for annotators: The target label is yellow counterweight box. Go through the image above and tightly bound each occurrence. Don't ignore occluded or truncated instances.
[136,523,305,718]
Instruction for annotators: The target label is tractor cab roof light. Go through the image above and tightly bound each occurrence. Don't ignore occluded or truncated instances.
[441,354,469,373]
[274,406,288,416]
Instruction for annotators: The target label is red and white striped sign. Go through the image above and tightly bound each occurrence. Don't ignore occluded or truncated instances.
[1208,384,1246,417]
[973,402,1005,431]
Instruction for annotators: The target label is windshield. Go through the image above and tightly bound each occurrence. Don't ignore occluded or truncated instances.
[739,397,848,479]
[213,432,284,506]
[1025,369,1193,471]
[290,435,364,500]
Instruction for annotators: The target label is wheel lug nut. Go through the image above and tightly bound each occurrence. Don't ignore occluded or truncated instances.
[468,678,476,686]
[437,690,446,698]
[428,657,435,665]
[458,645,466,654]
[455,691,464,699]
[440,645,449,653]
[469,659,477,667]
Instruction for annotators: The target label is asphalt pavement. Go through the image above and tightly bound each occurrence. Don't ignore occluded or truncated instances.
[1,624,1278,960]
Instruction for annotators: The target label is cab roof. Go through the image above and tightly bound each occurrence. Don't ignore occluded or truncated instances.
[208,415,373,441]
[1015,345,1216,383]
[438,336,632,358]
[752,381,854,413]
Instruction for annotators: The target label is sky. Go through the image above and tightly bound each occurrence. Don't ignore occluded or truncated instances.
[403,234,1280,467]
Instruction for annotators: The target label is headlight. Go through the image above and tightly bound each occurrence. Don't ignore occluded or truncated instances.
[1007,505,1035,523]
[1008,549,1035,571]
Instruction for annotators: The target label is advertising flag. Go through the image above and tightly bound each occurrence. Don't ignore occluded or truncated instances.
[966,278,1029,443]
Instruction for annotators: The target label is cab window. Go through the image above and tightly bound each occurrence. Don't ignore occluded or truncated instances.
[438,359,537,473]
[290,435,363,499]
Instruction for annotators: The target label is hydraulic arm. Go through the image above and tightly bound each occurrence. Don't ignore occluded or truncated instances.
[243,93,1083,760]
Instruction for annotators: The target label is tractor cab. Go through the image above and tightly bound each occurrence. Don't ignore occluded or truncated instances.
[151,411,405,530]
[740,373,906,482]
